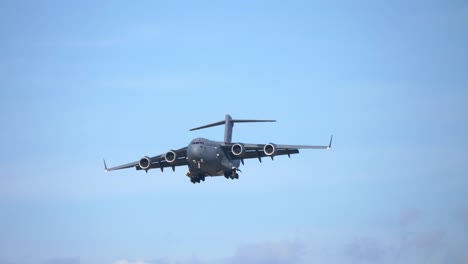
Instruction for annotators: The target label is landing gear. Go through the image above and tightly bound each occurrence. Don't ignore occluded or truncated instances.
[224,168,240,180]
[189,174,205,184]
[230,172,239,180]
[190,177,200,184]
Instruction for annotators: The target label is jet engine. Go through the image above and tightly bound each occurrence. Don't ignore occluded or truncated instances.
[264,143,277,156]
[139,156,152,170]
[231,143,246,156]
[165,150,177,164]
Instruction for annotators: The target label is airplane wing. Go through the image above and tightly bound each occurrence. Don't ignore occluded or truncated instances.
[104,146,188,172]
[222,136,332,162]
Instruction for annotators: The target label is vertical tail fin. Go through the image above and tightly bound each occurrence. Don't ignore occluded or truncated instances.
[190,114,276,143]
[224,114,234,143]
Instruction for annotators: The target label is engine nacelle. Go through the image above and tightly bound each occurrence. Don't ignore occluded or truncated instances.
[165,150,177,164]
[264,143,277,156]
[139,156,151,170]
[231,143,246,156]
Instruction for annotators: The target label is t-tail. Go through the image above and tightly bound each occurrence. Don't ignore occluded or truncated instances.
[190,114,276,143]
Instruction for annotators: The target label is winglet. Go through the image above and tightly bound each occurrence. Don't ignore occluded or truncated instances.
[103,159,108,172]
[327,135,333,149]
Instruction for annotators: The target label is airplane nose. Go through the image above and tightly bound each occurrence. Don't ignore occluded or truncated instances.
[189,144,204,159]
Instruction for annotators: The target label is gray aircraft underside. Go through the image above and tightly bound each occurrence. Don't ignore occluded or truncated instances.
[104,114,332,184]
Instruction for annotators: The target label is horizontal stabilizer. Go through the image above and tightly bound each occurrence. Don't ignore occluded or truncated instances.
[190,114,276,143]
[190,121,225,131]
[190,119,275,131]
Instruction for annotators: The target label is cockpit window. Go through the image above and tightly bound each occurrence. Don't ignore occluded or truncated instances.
[192,141,205,145]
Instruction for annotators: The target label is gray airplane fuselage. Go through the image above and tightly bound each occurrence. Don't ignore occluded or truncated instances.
[186,137,240,177]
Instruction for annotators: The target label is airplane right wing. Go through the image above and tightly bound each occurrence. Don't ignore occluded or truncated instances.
[104,146,188,173]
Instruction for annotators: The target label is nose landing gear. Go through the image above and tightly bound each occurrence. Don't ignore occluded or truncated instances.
[189,174,205,184]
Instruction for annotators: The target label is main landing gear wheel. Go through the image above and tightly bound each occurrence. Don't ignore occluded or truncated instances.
[190,177,200,184]
[224,168,240,180]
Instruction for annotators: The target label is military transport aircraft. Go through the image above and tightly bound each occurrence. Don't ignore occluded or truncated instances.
[104,114,332,184]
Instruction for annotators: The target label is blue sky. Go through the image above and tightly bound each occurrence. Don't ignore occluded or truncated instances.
[0,0,467,263]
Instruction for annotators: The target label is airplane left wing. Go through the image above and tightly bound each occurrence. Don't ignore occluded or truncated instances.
[104,146,188,173]
[222,136,332,161]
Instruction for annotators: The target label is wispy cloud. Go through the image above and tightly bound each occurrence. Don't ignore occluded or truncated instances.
[401,230,445,261]
[344,237,388,262]
[226,240,304,264]
[111,240,304,264]
[398,208,422,228]
[343,209,448,264]
[43,258,80,264]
